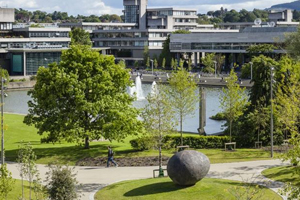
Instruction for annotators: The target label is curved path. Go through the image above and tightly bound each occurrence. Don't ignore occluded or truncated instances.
[7,159,288,200]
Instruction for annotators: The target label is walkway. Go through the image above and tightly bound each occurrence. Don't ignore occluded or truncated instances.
[7,159,288,200]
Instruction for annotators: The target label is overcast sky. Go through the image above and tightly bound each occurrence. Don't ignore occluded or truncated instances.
[0,0,294,16]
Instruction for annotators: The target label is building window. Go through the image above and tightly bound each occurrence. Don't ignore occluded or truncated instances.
[125,5,139,24]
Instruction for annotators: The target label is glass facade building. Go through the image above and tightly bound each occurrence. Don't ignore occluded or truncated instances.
[124,5,139,24]
[26,52,61,75]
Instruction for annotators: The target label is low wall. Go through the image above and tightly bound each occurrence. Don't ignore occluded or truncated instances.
[7,81,36,90]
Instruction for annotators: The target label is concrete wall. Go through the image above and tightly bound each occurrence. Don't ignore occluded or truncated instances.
[0,8,14,23]
[139,0,148,30]
[8,81,36,89]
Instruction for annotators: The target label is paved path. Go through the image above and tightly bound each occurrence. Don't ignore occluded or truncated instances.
[7,159,288,200]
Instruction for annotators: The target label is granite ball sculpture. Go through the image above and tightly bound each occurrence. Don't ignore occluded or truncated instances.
[167,150,210,186]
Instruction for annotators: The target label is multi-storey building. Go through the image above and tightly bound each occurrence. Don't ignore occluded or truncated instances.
[0,8,71,76]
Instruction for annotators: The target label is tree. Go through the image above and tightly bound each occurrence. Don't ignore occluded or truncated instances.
[0,68,9,87]
[143,46,149,67]
[220,69,248,142]
[0,164,15,200]
[17,143,38,199]
[201,53,215,73]
[154,59,158,69]
[146,57,150,69]
[17,142,43,200]
[142,83,175,176]
[168,67,198,146]
[24,45,142,149]
[171,58,175,71]
[285,26,300,61]
[69,27,92,46]
[46,165,78,200]
[215,54,225,73]
[162,58,166,69]
[249,55,278,107]
[247,98,269,145]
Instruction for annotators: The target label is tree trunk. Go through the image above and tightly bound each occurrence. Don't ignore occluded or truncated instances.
[84,136,89,149]
[230,120,232,143]
[180,114,183,146]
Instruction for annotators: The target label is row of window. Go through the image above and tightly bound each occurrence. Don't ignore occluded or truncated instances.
[94,32,169,38]
[174,19,196,23]
[8,42,69,49]
[26,52,61,75]
[95,41,163,47]
[147,10,196,17]
[0,23,12,30]
[170,43,273,51]
[29,32,69,37]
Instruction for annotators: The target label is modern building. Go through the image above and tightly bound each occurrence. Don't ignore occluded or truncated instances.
[170,26,296,67]
[0,8,71,76]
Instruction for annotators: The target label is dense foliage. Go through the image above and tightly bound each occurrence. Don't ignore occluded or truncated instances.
[24,45,142,149]
[15,8,122,23]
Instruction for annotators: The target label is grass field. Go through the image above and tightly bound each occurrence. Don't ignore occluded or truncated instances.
[5,113,277,165]
[95,177,282,200]
[7,179,44,200]
[262,166,300,186]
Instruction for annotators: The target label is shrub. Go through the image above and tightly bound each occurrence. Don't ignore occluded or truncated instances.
[45,164,78,200]
[130,135,230,150]
[130,136,155,150]
[30,75,37,81]
[210,112,226,120]
[163,135,230,149]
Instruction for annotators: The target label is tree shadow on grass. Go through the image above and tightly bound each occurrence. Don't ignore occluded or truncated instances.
[124,182,187,197]
[5,142,141,165]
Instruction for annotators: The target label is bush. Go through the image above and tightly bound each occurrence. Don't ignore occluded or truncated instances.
[130,136,155,151]
[210,112,226,120]
[130,135,230,150]
[163,135,230,149]
[30,75,37,81]
[45,164,78,200]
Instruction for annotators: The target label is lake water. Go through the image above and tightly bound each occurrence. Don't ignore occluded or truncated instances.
[4,85,226,135]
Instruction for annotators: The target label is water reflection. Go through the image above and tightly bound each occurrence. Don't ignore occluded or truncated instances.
[5,86,226,135]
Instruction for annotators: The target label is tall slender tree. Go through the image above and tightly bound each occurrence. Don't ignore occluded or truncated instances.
[220,69,248,143]
[168,67,198,146]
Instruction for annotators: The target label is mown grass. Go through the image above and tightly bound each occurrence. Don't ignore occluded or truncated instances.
[95,177,282,200]
[262,166,300,186]
[5,113,277,165]
[8,179,44,200]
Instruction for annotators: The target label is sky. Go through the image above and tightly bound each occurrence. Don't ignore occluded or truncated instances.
[0,0,294,16]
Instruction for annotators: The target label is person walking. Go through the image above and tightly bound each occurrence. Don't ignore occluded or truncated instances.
[107,146,118,167]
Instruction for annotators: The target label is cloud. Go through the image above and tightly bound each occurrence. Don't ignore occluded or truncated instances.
[3,0,295,16]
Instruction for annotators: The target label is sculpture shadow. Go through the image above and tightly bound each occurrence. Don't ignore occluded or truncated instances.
[124,182,187,197]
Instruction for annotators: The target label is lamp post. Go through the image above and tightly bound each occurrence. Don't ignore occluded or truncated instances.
[150,59,154,75]
[1,76,4,165]
[213,61,217,78]
[270,66,274,158]
[249,62,253,80]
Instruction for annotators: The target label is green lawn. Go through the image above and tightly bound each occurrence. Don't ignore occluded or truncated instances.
[262,166,300,186]
[5,113,278,165]
[95,178,281,200]
[7,179,45,200]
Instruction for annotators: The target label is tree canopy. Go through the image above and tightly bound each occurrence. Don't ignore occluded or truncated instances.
[69,27,92,46]
[24,45,142,149]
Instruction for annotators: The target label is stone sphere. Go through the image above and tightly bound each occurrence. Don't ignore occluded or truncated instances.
[167,150,210,186]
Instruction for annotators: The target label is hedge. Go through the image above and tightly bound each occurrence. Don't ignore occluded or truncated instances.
[130,135,230,150]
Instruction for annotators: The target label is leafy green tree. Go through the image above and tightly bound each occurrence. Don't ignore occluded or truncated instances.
[24,45,142,149]
[249,55,278,107]
[154,59,158,69]
[162,58,166,69]
[0,164,15,200]
[17,143,37,200]
[143,46,149,66]
[285,26,300,61]
[188,58,192,71]
[220,69,248,142]
[215,54,225,73]
[142,83,175,176]
[246,44,276,58]
[46,165,78,200]
[146,57,150,69]
[168,68,198,146]
[69,27,92,46]
[247,98,269,145]
[170,58,175,71]
[0,68,9,87]
[201,53,215,73]
[224,9,240,22]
